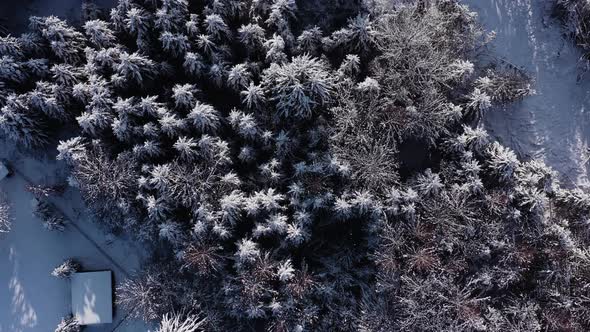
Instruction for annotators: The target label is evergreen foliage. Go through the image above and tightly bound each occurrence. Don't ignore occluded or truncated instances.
[557,0,590,61]
[3,0,588,331]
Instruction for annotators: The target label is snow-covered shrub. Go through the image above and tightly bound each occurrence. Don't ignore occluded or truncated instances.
[33,199,66,231]
[51,258,80,278]
[54,315,80,332]
[475,66,535,103]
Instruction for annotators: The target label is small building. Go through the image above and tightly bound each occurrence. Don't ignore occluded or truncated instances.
[71,271,113,325]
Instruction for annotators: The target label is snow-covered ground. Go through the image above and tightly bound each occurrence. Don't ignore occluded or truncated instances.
[463,0,590,187]
[0,143,152,331]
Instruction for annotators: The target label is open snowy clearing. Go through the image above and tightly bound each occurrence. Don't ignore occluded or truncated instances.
[0,143,151,331]
[464,0,590,187]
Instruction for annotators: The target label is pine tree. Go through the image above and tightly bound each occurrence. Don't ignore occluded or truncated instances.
[172,84,196,109]
[160,32,189,57]
[126,7,150,36]
[117,51,156,85]
[0,94,49,148]
[261,54,334,119]
[238,23,266,53]
[227,63,251,90]
[297,26,323,55]
[57,137,87,163]
[38,16,87,63]
[185,14,200,37]
[158,110,186,138]
[183,52,206,76]
[84,20,116,47]
[337,54,361,78]
[326,14,375,54]
[264,33,287,63]
[0,56,26,83]
[173,136,199,161]
[467,88,492,114]
[204,14,230,40]
[240,83,266,110]
[414,169,443,197]
[486,141,519,182]
[188,101,221,133]
[235,238,260,264]
[460,125,489,154]
[34,199,66,231]
[0,35,23,57]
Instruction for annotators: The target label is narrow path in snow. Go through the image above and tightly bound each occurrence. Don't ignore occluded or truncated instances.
[463,0,590,187]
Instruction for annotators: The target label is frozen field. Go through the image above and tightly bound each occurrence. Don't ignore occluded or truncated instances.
[464,0,590,187]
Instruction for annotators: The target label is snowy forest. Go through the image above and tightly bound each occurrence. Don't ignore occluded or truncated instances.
[2,0,590,331]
